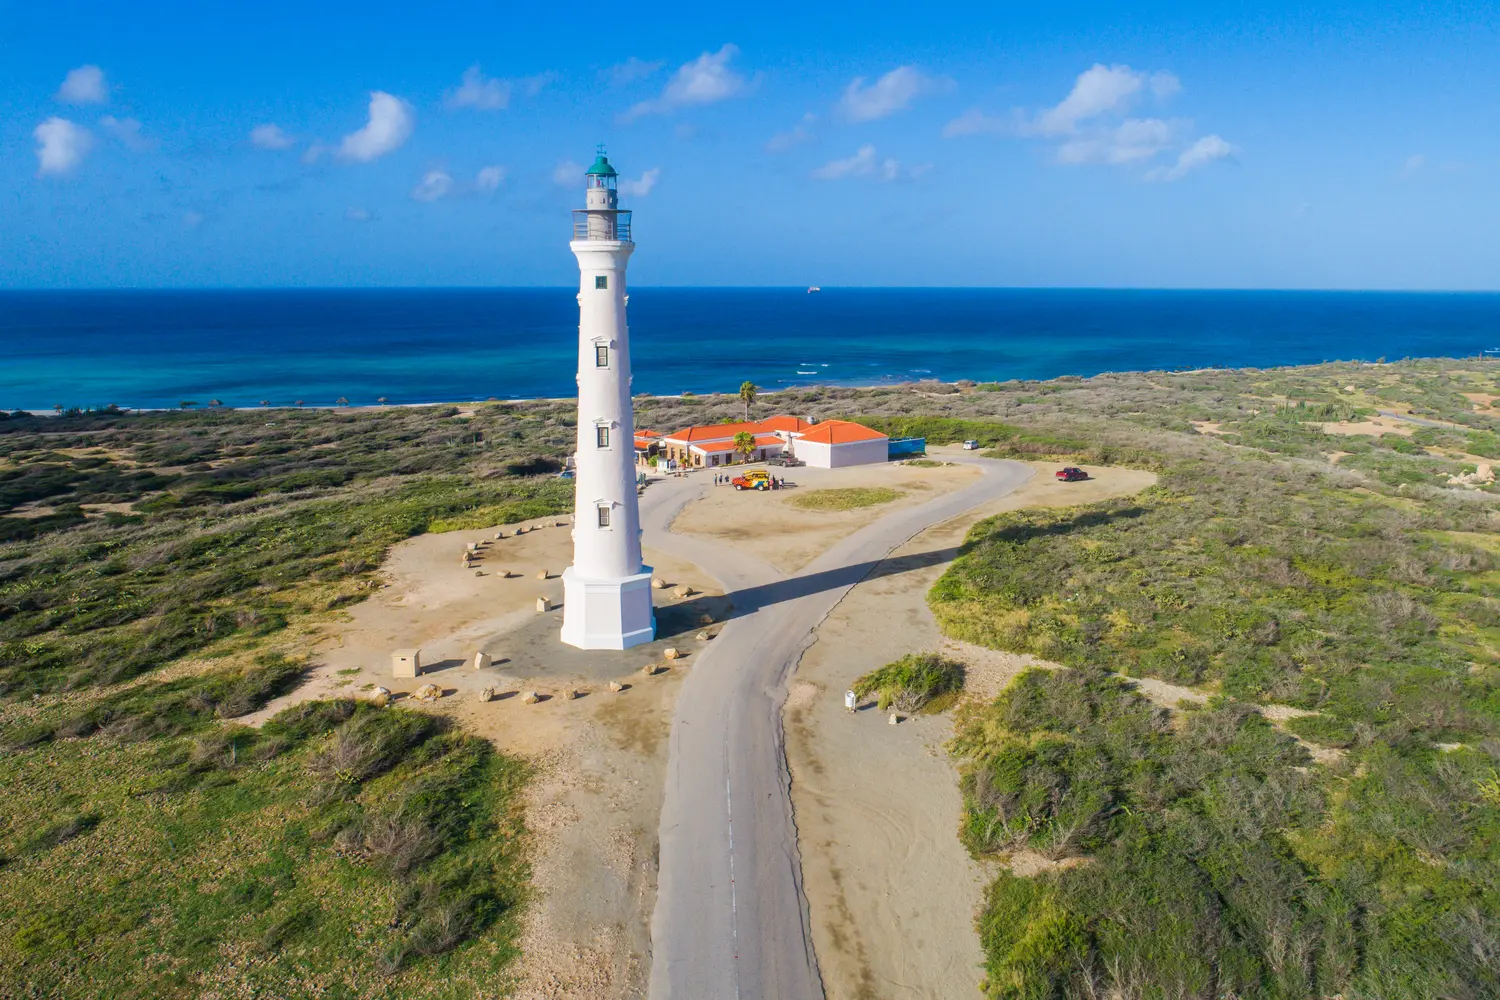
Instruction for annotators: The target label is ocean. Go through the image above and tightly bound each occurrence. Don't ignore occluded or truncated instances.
[3,288,1500,411]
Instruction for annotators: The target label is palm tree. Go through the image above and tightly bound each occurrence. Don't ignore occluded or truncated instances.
[733,431,757,464]
[208,399,222,409]
[336,396,350,407]
[259,400,270,407]
[377,396,388,406]
[739,381,759,421]
[294,400,304,407]
[179,400,197,410]
[53,404,63,415]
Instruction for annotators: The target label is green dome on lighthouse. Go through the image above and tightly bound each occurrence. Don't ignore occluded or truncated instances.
[585,152,617,177]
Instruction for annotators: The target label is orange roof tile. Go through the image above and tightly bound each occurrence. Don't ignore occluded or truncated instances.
[795,420,888,445]
[663,415,811,443]
[691,434,786,453]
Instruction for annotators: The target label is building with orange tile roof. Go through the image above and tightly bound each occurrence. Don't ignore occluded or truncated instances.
[644,415,891,470]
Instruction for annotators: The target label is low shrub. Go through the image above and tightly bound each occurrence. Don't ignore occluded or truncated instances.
[789,486,902,511]
[853,653,965,713]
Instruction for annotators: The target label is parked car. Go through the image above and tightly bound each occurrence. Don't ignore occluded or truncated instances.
[1055,467,1089,482]
[961,440,981,450]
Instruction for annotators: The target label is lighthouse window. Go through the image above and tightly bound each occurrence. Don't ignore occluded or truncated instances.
[595,275,608,290]
[595,344,609,368]
[596,425,610,448]
[596,505,611,528]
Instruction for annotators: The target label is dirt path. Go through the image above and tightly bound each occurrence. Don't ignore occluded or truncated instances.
[785,458,1158,1000]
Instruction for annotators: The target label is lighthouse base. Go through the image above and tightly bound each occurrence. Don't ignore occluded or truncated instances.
[559,566,657,650]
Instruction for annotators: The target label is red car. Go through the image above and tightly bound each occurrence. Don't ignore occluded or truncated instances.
[1055,467,1089,482]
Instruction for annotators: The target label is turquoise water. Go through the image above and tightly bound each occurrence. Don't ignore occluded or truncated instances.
[3,288,1498,410]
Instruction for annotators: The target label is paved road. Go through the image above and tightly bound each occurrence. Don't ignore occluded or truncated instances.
[641,457,1034,1000]
[1377,408,1455,430]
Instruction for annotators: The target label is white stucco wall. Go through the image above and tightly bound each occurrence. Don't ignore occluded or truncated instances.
[796,437,888,469]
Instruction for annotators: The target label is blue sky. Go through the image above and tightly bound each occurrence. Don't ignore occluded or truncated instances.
[4,1,1499,289]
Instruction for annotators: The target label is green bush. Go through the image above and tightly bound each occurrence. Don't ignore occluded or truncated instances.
[852,653,965,713]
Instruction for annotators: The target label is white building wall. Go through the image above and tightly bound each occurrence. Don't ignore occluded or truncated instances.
[795,437,889,469]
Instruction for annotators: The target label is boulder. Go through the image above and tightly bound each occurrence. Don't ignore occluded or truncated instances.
[698,614,715,625]
[494,531,505,539]
[652,578,668,590]
[415,683,442,702]
[608,680,624,693]
[888,712,900,725]
[536,597,551,613]
[521,690,540,705]
[475,570,484,577]
[696,631,711,641]
[663,647,681,660]
[366,686,391,708]
[673,585,693,599]
[473,652,492,671]
[536,569,549,580]
[477,686,498,703]
[560,687,577,701]
[466,542,478,552]
[641,663,661,677]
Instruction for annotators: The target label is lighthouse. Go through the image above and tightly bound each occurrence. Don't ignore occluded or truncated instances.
[559,150,657,650]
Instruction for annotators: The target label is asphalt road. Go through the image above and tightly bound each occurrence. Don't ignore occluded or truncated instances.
[640,456,1034,1000]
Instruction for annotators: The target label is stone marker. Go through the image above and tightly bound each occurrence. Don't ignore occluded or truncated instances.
[652,578,668,590]
[560,687,576,701]
[673,585,692,599]
[495,531,505,539]
[536,596,551,613]
[473,652,491,671]
[696,631,711,641]
[608,680,624,693]
[641,663,660,676]
[498,569,512,579]
[391,648,421,678]
[663,647,681,660]
[474,570,484,577]
[367,686,392,708]
[416,683,442,702]
[536,569,548,580]
[888,712,900,725]
[460,557,472,568]
[466,542,478,552]
[698,613,715,625]
[478,686,498,703]
[521,690,540,705]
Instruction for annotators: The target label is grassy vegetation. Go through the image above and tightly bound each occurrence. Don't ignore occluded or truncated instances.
[0,402,572,995]
[853,652,965,713]
[0,696,529,998]
[789,486,903,511]
[904,361,1500,999]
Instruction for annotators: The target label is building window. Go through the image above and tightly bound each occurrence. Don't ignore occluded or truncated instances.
[595,344,609,368]
[595,275,608,290]
[596,425,610,448]
[597,505,611,528]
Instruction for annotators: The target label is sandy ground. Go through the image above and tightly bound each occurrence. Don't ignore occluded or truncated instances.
[247,514,727,1000]
[671,461,981,573]
[1318,417,1414,437]
[784,457,1159,1000]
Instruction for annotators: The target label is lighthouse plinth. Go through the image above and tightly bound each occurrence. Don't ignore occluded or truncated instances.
[560,150,656,650]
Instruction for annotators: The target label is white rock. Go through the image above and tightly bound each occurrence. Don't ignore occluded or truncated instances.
[366,686,391,708]
[663,647,681,660]
[888,712,900,725]
[608,680,624,693]
[473,652,491,671]
[673,585,692,599]
[536,597,551,613]
[652,578,668,590]
[521,690,540,705]
[536,569,549,580]
[415,683,442,702]
[478,686,498,703]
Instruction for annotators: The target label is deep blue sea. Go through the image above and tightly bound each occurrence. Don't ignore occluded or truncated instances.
[4,288,1500,410]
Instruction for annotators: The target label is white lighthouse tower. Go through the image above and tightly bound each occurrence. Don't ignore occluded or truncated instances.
[560,150,656,650]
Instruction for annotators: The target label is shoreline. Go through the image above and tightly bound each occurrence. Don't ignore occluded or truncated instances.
[6,356,1477,417]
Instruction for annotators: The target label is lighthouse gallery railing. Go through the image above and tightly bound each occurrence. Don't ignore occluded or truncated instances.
[572,210,632,242]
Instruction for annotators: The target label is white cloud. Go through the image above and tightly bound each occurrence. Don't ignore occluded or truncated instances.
[1148,135,1234,181]
[609,57,663,85]
[552,160,584,185]
[767,113,816,153]
[519,72,557,97]
[619,168,660,197]
[942,108,1009,138]
[55,65,107,104]
[623,44,746,120]
[811,144,923,182]
[251,123,293,149]
[302,142,328,165]
[411,169,453,201]
[476,165,507,191]
[1399,153,1425,179]
[1036,63,1155,135]
[447,65,509,110]
[1056,118,1176,165]
[339,91,414,162]
[346,206,372,222]
[838,66,946,122]
[33,117,92,176]
[101,115,151,151]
